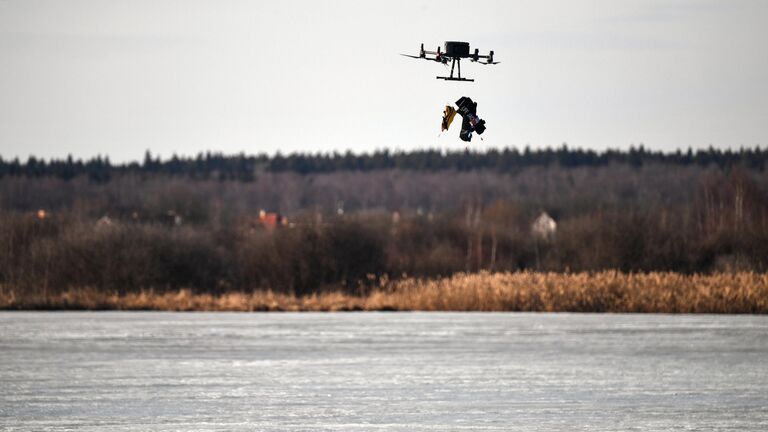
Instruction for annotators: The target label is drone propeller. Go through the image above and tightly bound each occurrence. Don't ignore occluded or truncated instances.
[402,53,450,64]
[478,61,501,65]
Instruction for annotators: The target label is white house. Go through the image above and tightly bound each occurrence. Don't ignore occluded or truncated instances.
[531,212,557,240]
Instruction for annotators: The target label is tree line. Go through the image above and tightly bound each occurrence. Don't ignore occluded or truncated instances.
[1,146,766,181]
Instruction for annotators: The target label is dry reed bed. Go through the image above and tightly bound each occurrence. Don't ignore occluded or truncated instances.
[2,271,767,313]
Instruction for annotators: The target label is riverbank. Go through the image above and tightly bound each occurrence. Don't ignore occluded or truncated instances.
[2,271,766,313]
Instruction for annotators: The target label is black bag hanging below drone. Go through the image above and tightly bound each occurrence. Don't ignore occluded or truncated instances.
[442,97,486,142]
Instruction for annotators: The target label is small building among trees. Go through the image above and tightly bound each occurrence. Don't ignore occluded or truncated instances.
[531,212,557,241]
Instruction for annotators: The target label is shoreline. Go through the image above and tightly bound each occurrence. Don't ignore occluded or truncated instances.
[2,271,767,314]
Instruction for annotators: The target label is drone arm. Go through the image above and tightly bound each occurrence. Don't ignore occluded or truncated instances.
[401,54,448,63]
[470,49,496,62]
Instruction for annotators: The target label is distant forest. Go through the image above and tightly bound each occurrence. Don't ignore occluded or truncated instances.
[1,146,767,181]
[2,146,768,297]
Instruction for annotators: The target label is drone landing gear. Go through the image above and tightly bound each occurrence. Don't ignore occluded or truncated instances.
[437,58,474,82]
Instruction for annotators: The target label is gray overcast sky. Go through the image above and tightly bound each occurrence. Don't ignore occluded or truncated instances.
[1,0,766,162]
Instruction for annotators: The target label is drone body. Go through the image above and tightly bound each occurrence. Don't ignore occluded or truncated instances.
[401,41,499,82]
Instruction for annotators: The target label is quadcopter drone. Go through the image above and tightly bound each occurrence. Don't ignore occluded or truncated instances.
[401,41,499,82]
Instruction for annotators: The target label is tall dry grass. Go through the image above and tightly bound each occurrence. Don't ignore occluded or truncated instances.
[2,271,767,313]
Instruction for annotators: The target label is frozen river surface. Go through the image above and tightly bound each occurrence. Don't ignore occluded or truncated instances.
[1,312,767,431]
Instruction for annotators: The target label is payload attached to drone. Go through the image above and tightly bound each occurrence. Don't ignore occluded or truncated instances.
[401,41,499,82]
[441,97,486,142]
[402,41,496,142]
